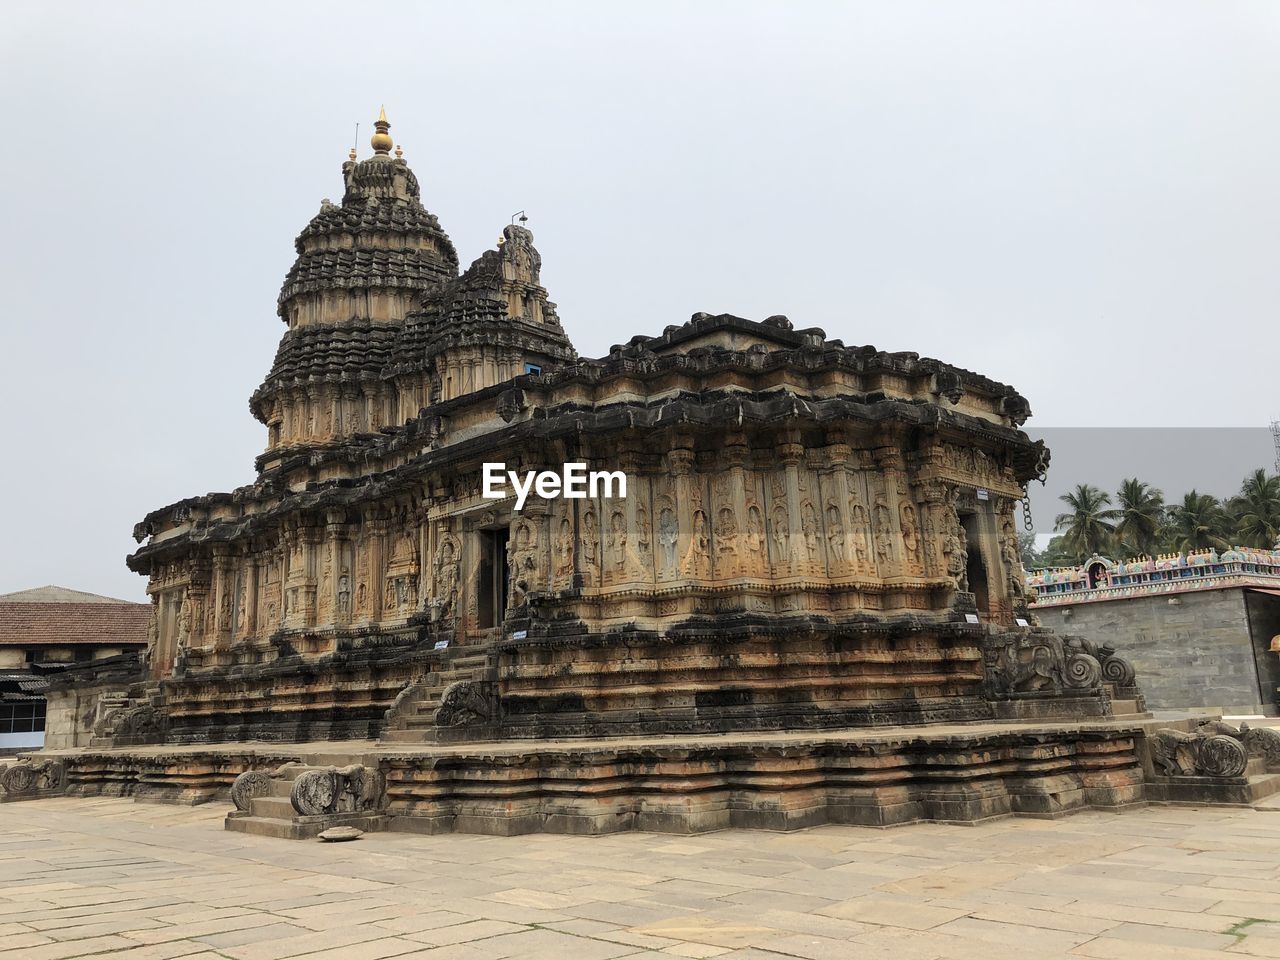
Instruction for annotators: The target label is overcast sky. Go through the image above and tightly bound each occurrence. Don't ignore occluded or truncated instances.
[2,1,1277,601]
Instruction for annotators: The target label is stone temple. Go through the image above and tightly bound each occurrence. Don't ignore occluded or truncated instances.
[4,111,1278,834]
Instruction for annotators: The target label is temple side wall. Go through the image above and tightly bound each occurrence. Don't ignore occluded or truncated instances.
[1034,588,1276,714]
[42,682,117,751]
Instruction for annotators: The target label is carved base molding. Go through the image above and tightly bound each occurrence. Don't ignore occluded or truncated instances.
[13,715,1278,835]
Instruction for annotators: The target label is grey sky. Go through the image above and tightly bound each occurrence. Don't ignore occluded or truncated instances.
[2,1,1278,601]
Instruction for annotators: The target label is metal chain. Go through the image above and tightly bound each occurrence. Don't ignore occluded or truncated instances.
[1020,445,1051,534]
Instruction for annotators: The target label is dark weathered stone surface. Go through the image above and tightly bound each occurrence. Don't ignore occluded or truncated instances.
[1035,589,1276,713]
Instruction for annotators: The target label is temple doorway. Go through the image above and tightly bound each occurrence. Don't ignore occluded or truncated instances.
[961,515,990,619]
[476,528,510,630]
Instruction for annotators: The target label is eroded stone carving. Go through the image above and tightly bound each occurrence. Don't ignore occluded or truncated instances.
[289,764,376,816]
[230,770,273,811]
[434,680,494,727]
[0,759,64,797]
[1150,729,1248,779]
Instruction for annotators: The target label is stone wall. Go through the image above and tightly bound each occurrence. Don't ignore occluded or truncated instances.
[1034,588,1277,714]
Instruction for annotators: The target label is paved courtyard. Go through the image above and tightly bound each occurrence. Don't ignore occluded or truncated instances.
[2,799,1280,960]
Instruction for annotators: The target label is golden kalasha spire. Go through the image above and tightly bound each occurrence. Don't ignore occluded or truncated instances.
[395,144,403,159]
[370,105,393,155]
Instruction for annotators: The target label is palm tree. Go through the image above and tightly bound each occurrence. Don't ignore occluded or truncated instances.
[1164,490,1230,552]
[1053,484,1118,561]
[1230,469,1280,549]
[1114,478,1165,557]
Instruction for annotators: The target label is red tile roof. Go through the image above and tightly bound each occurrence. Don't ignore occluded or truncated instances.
[0,601,150,647]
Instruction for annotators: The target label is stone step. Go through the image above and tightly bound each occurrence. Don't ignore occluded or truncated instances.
[379,727,439,744]
[1150,772,1280,806]
[225,812,389,841]
[437,669,479,683]
[249,796,296,819]
[1111,699,1138,715]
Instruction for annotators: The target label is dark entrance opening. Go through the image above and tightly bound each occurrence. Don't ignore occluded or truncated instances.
[1245,589,1280,714]
[1087,561,1107,589]
[477,528,510,630]
[961,515,990,619]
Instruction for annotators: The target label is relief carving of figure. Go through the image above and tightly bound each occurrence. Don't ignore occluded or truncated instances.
[922,513,938,571]
[555,518,574,578]
[943,524,969,591]
[509,521,537,607]
[658,507,678,573]
[900,503,921,564]
[337,571,351,614]
[177,597,192,646]
[826,504,845,564]
[850,501,870,565]
[608,509,627,570]
[636,504,651,559]
[1001,520,1025,599]
[772,507,792,565]
[873,495,894,565]
[801,501,819,563]
[435,539,459,619]
[716,506,738,574]
[745,505,765,568]
[582,509,599,571]
[684,510,711,576]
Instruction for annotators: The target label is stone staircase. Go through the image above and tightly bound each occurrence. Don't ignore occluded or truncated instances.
[378,650,491,745]
[88,686,166,748]
[225,760,387,840]
[1146,753,1280,808]
[1140,719,1280,807]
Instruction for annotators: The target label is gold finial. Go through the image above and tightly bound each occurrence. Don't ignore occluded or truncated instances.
[348,146,357,161]
[395,144,403,159]
[370,105,393,155]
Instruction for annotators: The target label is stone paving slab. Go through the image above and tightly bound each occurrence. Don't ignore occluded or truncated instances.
[2,798,1280,958]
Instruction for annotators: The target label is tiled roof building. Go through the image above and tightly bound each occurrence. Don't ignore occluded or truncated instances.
[0,586,149,750]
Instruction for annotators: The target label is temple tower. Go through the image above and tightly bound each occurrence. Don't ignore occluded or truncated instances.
[250,109,459,459]
[394,223,577,404]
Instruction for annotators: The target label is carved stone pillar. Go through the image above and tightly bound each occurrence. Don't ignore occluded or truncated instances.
[775,433,804,578]
[817,433,853,581]
[368,511,389,623]
[717,434,750,581]
[668,443,705,580]
[871,441,903,581]
[211,548,234,647]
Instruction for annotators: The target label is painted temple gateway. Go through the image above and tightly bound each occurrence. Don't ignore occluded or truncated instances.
[4,113,1278,834]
